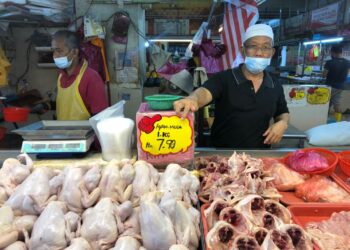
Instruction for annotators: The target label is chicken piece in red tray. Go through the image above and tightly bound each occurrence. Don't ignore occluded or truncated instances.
[261,158,308,191]
[252,227,269,246]
[204,198,230,229]
[306,211,350,249]
[264,199,292,224]
[234,194,265,225]
[206,221,240,250]
[261,229,294,250]
[295,175,350,203]
[231,235,261,250]
[253,211,284,230]
[218,207,252,234]
[279,224,313,250]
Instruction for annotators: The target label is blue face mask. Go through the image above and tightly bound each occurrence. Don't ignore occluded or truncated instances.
[54,56,72,69]
[244,56,271,74]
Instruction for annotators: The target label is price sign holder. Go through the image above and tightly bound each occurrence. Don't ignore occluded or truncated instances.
[136,103,194,168]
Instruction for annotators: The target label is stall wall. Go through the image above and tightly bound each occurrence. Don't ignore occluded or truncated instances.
[75,0,146,121]
[9,27,61,98]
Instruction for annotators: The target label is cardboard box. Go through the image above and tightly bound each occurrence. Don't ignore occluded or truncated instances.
[136,103,194,168]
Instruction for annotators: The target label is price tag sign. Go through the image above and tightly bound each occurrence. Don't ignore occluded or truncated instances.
[138,115,193,156]
[307,87,330,104]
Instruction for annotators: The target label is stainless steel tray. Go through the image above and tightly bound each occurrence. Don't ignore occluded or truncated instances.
[13,120,94,140]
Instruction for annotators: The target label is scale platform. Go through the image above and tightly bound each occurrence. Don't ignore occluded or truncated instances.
[13,120,95,154]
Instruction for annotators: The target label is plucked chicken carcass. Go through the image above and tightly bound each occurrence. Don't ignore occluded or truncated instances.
[5,167,60,215]
[13,215,37,240]
[0,154,33,204]
[80,198,130,250]
[99,160,134,203]
[56,164,101,213]
[28,201,74,250]
[3,241,27,250]
[139,193,176,250]
[132,160,159,204]
[206,221,240,250]
[0,206,18,249]
[252,227,269,246]
[111,236,141,250]
[64,237,92,250]
[158,163,199,205]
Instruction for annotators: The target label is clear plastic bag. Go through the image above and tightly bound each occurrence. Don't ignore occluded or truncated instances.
[89,100,125,141]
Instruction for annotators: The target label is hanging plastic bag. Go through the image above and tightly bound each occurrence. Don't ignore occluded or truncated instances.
[89,100,125,141]
[193,38,226,75]
[185,22,208,58]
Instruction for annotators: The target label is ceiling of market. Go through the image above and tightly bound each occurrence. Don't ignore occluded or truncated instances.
[145,0,310,21]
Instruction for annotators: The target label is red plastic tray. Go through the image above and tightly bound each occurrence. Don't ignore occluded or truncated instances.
[334,165,350,184]
[288,204,350,228]
[279,173,350,206]
[200,204,210,250]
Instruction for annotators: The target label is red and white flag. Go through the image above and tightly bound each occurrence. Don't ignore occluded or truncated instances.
[221,0,259,70]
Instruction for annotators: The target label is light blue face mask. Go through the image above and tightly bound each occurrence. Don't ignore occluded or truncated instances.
[244,56,271,74]
[54,56,72,69]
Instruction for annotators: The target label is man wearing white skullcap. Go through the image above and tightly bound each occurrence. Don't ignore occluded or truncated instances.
[174,24,290,148]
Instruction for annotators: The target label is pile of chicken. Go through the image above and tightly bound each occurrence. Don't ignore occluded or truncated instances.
[195,152,281,203]
[196,152,314,250]
[0,154,200,250]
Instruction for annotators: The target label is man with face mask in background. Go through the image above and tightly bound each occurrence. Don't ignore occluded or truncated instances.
[52,30,108,120]
[174,24,289,148]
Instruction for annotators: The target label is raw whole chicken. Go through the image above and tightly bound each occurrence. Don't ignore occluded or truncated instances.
[139,196,176,250]
[29,201,72,250]
[261,229,294,250]
[231,235,260,250]
[99,160,133,203]
[160,196,199,250]
[56,164,101,213]
[13,215,37,240]
[5,167,60,215]
[80,198,127,250]
[0,154,33,204]
[0,206,18,249]
[158,163,199,205]
[120,207,141,238]
[206,221,239,250]
[279,224,313,250]
[111,236,141,250]
[264,199,291,224]
[218,207,252,234]
[169,245,190,250]
[132,160,159,204]
[204,199,230,229]
[4,241,27,250]
[64,237,92,250]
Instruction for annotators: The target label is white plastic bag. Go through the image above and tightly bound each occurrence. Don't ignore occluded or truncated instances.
[89,100,125,141]
[306,121,350,146]
[185,22,208,58]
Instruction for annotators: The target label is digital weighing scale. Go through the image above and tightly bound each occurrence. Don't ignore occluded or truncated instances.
[13,120,95,154]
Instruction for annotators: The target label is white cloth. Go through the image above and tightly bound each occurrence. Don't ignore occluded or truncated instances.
[242,24,274,44]
[306,121,350,146]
